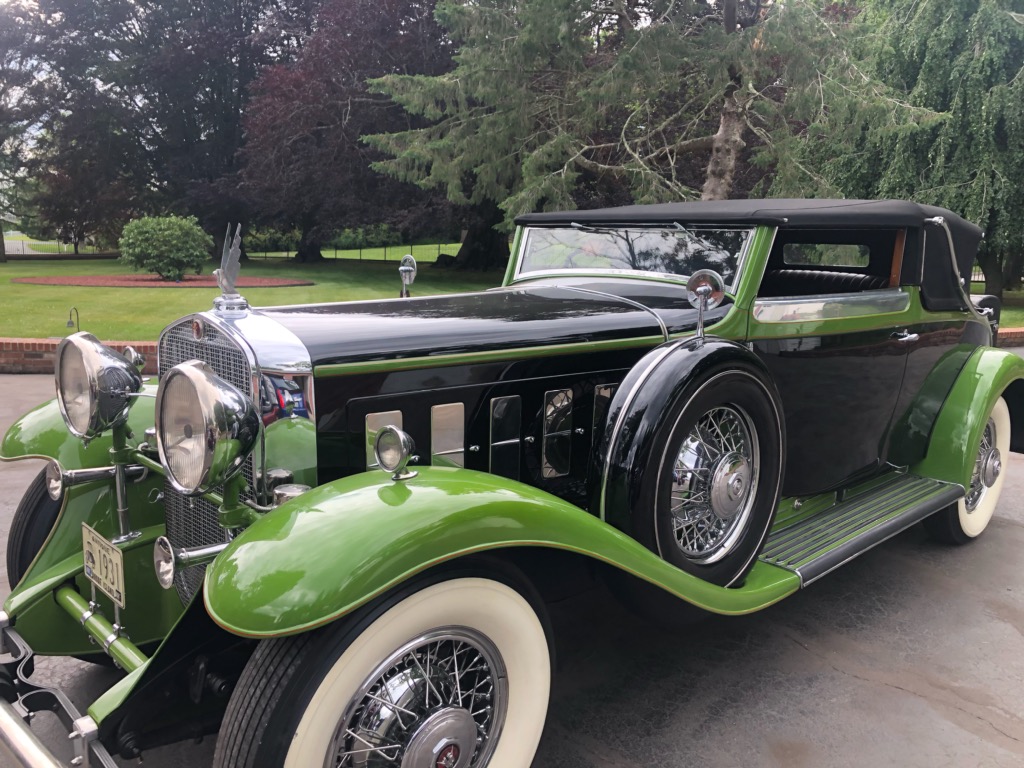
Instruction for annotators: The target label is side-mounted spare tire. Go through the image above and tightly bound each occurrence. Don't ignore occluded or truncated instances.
[596,338,785,587]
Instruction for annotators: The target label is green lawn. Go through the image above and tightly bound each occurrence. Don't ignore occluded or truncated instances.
[0,258,501,341]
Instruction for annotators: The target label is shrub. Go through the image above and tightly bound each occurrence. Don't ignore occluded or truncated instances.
[246,227,300,254]
[329,223,400,250]
[119,216,214,281]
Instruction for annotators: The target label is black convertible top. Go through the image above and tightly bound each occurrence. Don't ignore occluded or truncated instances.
[515,198,983,276]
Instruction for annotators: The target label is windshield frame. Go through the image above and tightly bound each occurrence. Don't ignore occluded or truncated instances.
[509,224,756,292]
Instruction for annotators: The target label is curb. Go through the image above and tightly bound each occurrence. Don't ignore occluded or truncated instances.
[2,329,1024,376]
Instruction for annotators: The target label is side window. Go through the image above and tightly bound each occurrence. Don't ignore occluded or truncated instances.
[783,243,870,268]
[758,228,900,298]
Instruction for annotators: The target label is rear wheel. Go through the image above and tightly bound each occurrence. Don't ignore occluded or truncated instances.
[213,577,551,768]
[925,397,1011,545]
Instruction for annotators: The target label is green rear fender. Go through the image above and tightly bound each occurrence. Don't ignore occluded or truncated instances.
[912,347,1024,486]
[204,467,800,638]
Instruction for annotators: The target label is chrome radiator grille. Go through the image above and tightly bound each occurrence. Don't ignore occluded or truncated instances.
[159,317,256,604]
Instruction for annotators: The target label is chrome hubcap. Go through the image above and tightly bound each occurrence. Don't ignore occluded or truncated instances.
[402,708,476,768]
[670,405,759,563]
[966,418,998,512]
[325,629,506,767]
[709,452,751,520]
[981,448,1002,488]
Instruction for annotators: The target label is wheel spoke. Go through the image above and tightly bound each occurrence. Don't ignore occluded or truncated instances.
[328,629,506,768]
[668,404,757,562]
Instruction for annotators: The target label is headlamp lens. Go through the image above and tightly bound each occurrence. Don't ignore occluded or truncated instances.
[161,371,206,492]
[57,341,92,436]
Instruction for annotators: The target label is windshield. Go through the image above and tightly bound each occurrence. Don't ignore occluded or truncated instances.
[518,226,753,287]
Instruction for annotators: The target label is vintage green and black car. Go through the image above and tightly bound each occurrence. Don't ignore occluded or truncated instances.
[2,199,1022,767]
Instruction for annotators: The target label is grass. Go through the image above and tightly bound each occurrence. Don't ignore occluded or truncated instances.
[0,258,501,341]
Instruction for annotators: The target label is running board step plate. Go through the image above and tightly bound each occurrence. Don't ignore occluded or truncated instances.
[759,474,963,586]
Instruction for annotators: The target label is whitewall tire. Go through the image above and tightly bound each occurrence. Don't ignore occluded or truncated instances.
[215,576,551,768]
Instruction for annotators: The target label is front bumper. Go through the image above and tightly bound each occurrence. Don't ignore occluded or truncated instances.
[0,613,117,768]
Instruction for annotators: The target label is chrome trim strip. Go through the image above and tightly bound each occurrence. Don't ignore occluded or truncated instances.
[599,338,691,521]
[751,289,910,324]
[559,286,669,341]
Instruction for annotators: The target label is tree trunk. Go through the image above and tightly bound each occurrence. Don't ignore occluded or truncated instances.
[453,204,510,271]
[977,246,1004,298]
[0,226,6,263]
[701,1,744,201]
[293,226,323,263]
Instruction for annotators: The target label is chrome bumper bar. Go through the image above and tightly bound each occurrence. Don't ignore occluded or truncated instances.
[0,613,117,768]
[0,697,63,768]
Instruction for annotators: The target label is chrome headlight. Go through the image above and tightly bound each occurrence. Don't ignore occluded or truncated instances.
[155,360,259,495]
[55,332,143,439]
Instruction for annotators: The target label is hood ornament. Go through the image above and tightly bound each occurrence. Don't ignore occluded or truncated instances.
[213,223,248,314]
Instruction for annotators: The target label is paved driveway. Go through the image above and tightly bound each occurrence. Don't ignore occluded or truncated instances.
[3,373,1024,767]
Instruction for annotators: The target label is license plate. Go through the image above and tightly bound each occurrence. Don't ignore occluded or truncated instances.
[82,524,125,608]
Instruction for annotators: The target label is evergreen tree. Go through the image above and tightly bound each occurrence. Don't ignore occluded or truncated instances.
[798,0,1024,295]
[367,0,888,231]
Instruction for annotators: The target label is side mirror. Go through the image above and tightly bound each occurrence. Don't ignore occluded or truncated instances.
[686,269,725,341]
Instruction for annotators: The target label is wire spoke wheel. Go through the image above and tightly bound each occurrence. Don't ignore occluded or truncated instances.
[964,417,997,513]
[327,629,506,768]
[670,404,759,564]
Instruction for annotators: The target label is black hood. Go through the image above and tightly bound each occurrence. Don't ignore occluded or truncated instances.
[257,281,722,370]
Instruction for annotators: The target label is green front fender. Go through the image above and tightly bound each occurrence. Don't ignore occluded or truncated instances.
[204,468,800,638]
[0,382,158,469]
[912,347,1024,486]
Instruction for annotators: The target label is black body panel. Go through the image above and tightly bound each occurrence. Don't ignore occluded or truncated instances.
[754,330,906,497]
[259,283,727,369]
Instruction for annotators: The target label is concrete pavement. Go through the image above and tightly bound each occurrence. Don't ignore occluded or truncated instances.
[3,373,1024,767]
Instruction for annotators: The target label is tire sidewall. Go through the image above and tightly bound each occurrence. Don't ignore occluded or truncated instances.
[245,575,551,768]
[958,396,1011,538]
[642,367,783,586]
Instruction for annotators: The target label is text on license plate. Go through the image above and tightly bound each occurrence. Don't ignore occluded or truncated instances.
[82,524,125,608]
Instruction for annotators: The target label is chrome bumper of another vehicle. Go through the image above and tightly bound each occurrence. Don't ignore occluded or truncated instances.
[0,612,117,768]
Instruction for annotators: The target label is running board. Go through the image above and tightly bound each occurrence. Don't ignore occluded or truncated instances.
[759,474,963,586]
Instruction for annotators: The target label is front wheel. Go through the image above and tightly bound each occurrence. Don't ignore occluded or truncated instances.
[214,577,551,768]
[925,396,1011,545]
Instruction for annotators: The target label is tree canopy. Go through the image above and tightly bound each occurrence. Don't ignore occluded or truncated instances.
[240,0,455,261]
[805,0,1024,294]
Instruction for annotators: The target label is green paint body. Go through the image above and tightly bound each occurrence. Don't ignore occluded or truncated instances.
[204,467,801,638]
[911,347,1024,486]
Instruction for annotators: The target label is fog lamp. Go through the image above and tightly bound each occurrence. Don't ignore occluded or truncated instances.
[374,425,417,480]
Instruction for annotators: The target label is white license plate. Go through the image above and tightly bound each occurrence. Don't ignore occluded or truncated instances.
[82,524,125,608]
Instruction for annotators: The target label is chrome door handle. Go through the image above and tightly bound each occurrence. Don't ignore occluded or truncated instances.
[892,330,919,343]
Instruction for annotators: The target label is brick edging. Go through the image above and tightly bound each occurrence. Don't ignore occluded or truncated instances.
[2,329,1024,375]
[0,338,158,374]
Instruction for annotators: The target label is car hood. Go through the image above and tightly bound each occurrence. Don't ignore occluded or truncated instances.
[256,281,725,370]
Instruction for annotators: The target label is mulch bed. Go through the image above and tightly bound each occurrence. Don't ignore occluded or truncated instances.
[12,274,313,288]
